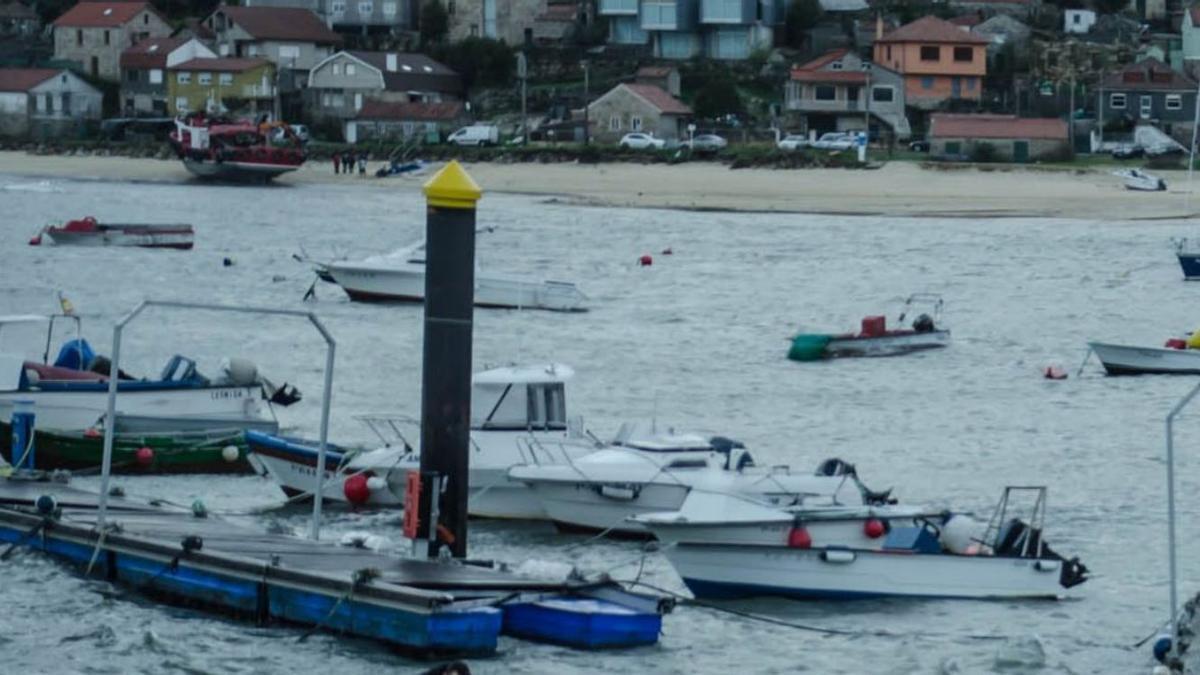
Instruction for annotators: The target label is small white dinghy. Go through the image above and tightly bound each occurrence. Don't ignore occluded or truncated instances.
[633,486,1088,600]
[1113,169,1167,192]
[1087,340,1200,375]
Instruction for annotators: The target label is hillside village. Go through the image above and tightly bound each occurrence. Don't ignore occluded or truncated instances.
[0,0,1197,163]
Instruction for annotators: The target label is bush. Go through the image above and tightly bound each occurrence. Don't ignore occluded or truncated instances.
[969,142,999,163]
[1035,142,1074,163]
[419,0,449,45]
[1147,153,1185,170]
[430,38,514,92]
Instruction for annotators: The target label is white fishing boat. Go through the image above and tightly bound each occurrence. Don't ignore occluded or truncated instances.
[1113,169,1167,192]
[788,293,949,361]
[245,363,603,517]
[28,217,194,249]
[633,486,1088,600]
[508,444,880,537]
[0,313,298,433]
[321,241,587,312]
[1087,341,1200,376]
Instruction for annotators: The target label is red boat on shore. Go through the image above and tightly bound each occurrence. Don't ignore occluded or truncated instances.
[169,113,305,183]
[29,217,194,249]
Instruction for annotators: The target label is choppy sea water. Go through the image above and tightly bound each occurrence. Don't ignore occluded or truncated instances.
[1,171,1198,674]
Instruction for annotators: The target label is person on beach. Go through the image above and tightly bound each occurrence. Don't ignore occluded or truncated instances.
[333,152,340,175]
[358,152,366,177]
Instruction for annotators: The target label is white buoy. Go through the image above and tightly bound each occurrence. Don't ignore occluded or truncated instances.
[221,445,240,463]
[366,476,387,492]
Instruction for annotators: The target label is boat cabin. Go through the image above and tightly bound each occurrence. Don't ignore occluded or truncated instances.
[471,363,573,431]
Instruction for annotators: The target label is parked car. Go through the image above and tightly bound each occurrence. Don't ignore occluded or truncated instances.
[618,133,666,150]
[777,134,809,151]
[811,132,856,151]
[681,133,728,152]
[1110,143,1143,159]
[908,139,930,153]
[447,125,500,146]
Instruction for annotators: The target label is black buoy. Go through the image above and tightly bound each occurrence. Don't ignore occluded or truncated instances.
[417,161,481,560]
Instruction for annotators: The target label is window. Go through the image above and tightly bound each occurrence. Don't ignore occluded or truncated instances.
[611,16,648,44]
[1073,13,1081,23]
[198,72,212,85]
[966,77,976,91]
[359,1,373,13]
[333,63,342,75]
[331,0,346,12]
[149,69,162,84]
[1141,95,1152,119]
[279,45,300,59]
[448,0,455,13]
[920,45,939,61]
[885,45,891,61]
[1110,93,1126,109]
[871,85,894,103]
[945,141,961,155]
[177,71,191,84]
[830,61,842,70]
[143,12,148,24]
[346,64,356,76]
[104,30,110,45]
[631,115,642,130]
[175,96,188,112]
[953,47,972,62]
[701,0,743,21]
[1167,94,1182,111]
[814,85,836,100]
[470,23,479,36]
[219,73,233,85]
[642,1,677,29]
[75,29,82,46]
[609,115,621,131]
[921,76,934,90]
[709,27,748,59]
[247,45,260,56]
[126,69,138,83]
[383,2,396,14]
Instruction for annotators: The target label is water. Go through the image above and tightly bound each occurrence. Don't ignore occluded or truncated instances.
[1,172,1196,673]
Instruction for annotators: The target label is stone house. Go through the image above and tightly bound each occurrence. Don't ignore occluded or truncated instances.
[166,57,276,115]
[120,38,217,116]
[1098,57,1197,138]
[343,99,468,142]
[0,1,39,37]
[930,113,1067,161]
[449,0,545,44]
[306,50,461,122]
[783,49,911,140]
[204,6,343,91]
[1064,9,1096,35]
[586,82,691,143]
[634,65,680,96]
[873,15,989,110]
[53,1,172,81]
[972,14,1030,73]
[240,0,416,38]
[0,68,103,138]
[532,1,589,44]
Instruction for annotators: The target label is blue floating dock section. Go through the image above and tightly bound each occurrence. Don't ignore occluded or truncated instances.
[503,598,662,649]
[0,479,667,657]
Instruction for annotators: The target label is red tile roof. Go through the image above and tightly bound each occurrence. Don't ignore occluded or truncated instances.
[930,114,1067,140]
[636,65,676,78]
[623,83,691,115]
[355,99,466,122]
[53,1,156,28]
[120,37,186,69]
[876,16,990,44]
[215,6,342,45]
[796,48,849,71]
[172,57,270,73]
[0,67,58,92]
[1101,57,1196,91]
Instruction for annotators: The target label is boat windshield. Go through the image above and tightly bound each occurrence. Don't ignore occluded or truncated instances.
[473,382,567,430]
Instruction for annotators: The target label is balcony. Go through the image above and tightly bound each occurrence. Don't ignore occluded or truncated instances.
[599,0,638,15]
[700,0,753,24]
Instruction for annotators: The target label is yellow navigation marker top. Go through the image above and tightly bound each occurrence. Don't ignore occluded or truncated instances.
[423,160,483,210]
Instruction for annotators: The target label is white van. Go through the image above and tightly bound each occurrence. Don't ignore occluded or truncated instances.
[447,125,499,147]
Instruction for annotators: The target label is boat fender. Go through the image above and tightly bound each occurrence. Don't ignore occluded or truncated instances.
[28,234,41,246]
[344,473,371,505]
[1166,338,1187,350]
[220,357,259,386]
[912,313,935,333]
[820,549,856,564]
[135,446,155,466]
[1153,634,1174,664]
[35,494,57,516]
[1043,366,1068,380]
[787,525,812,549]
[1188,331,1200,350]
[221,445,240,463]
[366,476,387,492]
[863,518,886,539]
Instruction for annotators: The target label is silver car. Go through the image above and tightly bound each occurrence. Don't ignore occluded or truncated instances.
[777,134,809,151]
[683,133,728,152]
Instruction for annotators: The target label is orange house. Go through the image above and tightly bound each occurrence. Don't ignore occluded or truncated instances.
[872,16,988,109]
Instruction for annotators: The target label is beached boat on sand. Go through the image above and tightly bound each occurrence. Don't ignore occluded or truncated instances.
[1114,169,1167,192]
[1088,340,1200,375]
[169,114,305,183]
[788,293,949,360]
[633,486,1088,600]
[29,217,194,249]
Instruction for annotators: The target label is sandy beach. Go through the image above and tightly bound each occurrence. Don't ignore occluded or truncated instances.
[0,150,1194,220]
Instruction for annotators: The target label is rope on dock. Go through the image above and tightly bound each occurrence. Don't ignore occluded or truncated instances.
[0,519,48,561]
[297,567,380,642]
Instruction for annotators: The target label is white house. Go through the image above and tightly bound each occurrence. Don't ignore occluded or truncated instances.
[0,68,103,138]
[1064,9,1095,35]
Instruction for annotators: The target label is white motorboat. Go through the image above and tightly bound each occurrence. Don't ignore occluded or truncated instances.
[788,293,949,361]
[508,442,879,537]
[633,486,1089,600]
[0,313,296,433]
[1113,169,1167,192]
[322,241,587,312]
[246,363,604,518]
[1088,341,1200,376]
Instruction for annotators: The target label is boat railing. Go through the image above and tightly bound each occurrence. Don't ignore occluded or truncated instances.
[980,485,1048,557]
[353,412,419,449]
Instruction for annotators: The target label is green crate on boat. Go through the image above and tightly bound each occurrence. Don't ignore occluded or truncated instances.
[788,334,832,362]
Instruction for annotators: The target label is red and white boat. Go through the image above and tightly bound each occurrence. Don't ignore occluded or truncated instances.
[29,217,194,250]
[169,113,305,183]
[788,294,950,360]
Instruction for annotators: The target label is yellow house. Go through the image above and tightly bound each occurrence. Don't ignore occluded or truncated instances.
[166,57,275,115]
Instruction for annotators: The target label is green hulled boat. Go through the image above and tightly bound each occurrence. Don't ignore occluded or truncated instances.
[1,421,255,474]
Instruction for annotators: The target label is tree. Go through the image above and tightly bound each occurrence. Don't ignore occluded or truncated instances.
[692,77,744,120]
[420,0,449,45]
[431,38,514,92]
[784,0,823,48]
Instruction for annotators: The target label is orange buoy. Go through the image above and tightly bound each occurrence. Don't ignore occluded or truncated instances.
[787,526,812,549]
[863,518,886,538]
[343,473,371,505]
[134,446,154,466]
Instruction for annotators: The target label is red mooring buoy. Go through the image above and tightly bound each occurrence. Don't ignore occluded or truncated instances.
[639,254,653,267]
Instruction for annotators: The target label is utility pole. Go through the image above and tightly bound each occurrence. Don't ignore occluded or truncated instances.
[1068,73,1075,153]
[581,60,589,146]
[517,51,527,145]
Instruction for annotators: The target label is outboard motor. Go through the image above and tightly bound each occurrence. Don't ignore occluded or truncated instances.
[912,313,935,333]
